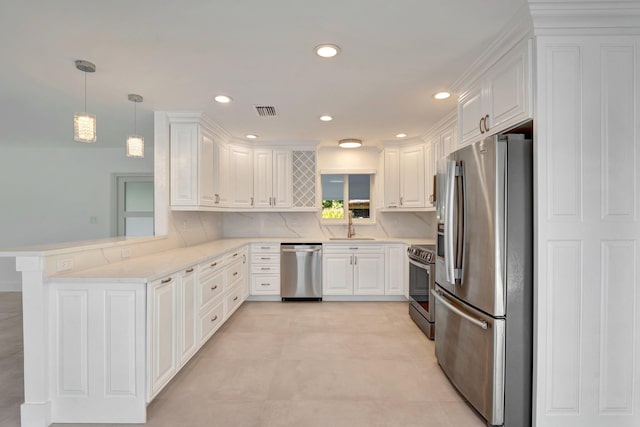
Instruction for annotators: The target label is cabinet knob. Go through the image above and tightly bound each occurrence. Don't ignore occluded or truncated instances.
[233,296,239,301]
[161,277,172,284]
[211,285,218,291]
[211,262,218,268]
[233,272,239,276]
[185,268,194,273]
[211,315,218,322]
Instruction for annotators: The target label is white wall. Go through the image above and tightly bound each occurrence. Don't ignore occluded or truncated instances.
[0,145,154,290]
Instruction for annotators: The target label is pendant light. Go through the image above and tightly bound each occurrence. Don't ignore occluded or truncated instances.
[126,94,144,158]
[73,60,97,143]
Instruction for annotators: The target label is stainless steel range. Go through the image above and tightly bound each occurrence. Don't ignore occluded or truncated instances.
[407,244,436,340]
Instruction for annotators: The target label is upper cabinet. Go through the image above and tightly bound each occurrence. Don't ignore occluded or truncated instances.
[227,144,254,208]
[170,118,228,208]
[457,39,532,147]
[383,144,426,209]
[253,149,292,209]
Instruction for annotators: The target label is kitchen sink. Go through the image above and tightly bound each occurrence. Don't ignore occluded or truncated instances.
[328,237,376,240]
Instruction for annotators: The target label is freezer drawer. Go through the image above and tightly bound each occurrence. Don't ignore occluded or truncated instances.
[433,286,505,426]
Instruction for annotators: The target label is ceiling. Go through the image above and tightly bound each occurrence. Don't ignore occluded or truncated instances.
[0,0,526,148]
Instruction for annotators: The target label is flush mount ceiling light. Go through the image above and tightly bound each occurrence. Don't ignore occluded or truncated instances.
[73,60,97,143]
[396,133,407,138]
[246,134,258,139]
[315,44,340,58]
[320,115,333,122]
[433,91,451,100]
[338,138,362,149]
[126,94,144,158]
[214,95,232,104]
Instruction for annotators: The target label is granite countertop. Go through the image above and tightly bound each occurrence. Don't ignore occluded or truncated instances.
[47,236,435,283]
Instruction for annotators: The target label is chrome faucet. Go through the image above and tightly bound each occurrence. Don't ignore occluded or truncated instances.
[347,210,355,238]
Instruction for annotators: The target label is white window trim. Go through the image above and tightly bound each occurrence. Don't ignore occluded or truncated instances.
[319,173,376,225]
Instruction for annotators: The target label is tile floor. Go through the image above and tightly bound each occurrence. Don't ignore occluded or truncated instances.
[0,294,484,426]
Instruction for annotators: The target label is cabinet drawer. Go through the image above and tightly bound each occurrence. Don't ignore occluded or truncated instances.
[225,260,244,289]
[251,253,280,264]
[224,287,243,319]
[199,256,224,278]
[251,274,280,295]
[251,264,280,274]
[224,249,243,265]
[199,269,224,309]
[199,301,224,345]
[251,243,280,253]
[323,244,384,254]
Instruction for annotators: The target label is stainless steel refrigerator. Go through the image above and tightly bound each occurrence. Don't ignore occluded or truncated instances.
[433,134,532,426]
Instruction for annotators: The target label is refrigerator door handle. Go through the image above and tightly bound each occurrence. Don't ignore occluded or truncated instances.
[444,160,457,283]
[432,289,488,330]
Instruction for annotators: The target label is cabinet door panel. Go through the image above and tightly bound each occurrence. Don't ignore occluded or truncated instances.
[198,134,215,206]
[170,124,198,206]
[228,145,254,207]
[488,46,528,132]
[385,245,406,296]
[353,253,385,295]
[253,149,273,208]
[272,150,292,208]
[323,253,353,295]
[178,270,197,366]
[384,149,400,208]
[399,146,425,207]
[458,87,484,146]
[150,278,176,396]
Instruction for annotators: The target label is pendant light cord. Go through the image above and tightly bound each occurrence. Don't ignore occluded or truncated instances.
[83,71,87,113]
[134,101,137,135]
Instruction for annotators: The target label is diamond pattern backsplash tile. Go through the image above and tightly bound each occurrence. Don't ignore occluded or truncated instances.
[292,151,316,208]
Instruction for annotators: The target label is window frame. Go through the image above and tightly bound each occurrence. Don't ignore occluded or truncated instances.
[319,172,375,225]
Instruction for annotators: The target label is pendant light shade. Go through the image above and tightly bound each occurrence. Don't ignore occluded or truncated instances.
[73,60,96,143]
[126,94,144,158]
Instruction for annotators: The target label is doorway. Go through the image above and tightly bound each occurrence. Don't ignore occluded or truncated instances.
[112,174,154,237]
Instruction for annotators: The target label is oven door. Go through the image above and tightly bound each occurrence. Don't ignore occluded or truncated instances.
[408,258,434,323]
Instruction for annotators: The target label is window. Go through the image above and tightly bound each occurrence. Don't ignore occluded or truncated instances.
[321,174,372,220]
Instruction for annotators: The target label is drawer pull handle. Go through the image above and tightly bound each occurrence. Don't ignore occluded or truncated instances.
[261,267,270,270]
[261,283,270,286]
[161,277,172,284]
[261,257,270,260]
[233,272,238,276]
[260,246,270,249]
[211,285,218,291]
[211,315,218,322]
[349,247,359,250]
[185,268,194,273]
[232,252,239,257]
[233,296,238,301]
[211,262,218,267]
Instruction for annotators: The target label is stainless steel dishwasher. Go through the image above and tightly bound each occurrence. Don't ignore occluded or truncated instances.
[280,243,322,301]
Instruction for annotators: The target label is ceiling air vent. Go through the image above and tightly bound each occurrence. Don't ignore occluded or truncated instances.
[254,105,277,117]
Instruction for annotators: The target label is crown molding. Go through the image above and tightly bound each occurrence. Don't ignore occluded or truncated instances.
[529,0,640,35]
[421,109,457,143]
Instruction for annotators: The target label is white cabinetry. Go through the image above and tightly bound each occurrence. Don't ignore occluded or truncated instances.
[458,39,532,147]
[253,149,292,208]
[228,144,254,208]
[385,244,407,296]
[383,145,425,209]
[322,244,385,296]
[148,274,177,399]
[177,266,198,366]
[169,116,229,209]
[250,243,280,295]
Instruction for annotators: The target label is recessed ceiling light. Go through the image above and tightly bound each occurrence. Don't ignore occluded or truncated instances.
[246,134,258,139]
[214,95,232,104]
[433,91,451,100]
[396,133,407,138]
[315,44,340,58]
[320,115,333,122]
[338,138,362,149]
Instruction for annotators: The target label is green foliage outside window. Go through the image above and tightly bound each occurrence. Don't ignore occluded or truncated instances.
[322,200,344,219]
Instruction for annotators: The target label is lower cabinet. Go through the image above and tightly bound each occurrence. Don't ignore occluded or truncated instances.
[148,245,248,402]
[322,245,385,296]
[385,244,407,296]
[250,243,281,296]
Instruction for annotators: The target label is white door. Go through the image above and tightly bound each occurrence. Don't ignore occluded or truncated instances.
[322,253,353,295]
[353,253,385,295]
[384,149,400,208]
[458,85,484,146]
[198,133,215,206]
[385,245,406,296]
[114,174,154,237]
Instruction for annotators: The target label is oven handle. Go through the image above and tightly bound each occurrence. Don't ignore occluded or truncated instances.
[431,289,488,330]
[408,258,431,271]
